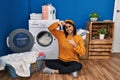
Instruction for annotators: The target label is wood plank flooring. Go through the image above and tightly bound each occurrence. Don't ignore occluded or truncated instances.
[0,53,120,80]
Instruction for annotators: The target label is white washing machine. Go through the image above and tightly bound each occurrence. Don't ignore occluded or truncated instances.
[29,20,59,59]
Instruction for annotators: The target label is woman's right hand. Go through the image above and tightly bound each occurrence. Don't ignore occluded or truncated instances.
[58,21,65,27]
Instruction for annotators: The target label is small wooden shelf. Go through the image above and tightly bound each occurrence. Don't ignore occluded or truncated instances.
[86,21,114,59]
[90,39,113,44]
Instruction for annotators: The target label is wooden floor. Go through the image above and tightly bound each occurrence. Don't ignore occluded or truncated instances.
[0,53,120,80]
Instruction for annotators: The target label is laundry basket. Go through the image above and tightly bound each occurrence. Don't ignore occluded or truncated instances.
[5,56,44,78]
[30,56,44,73]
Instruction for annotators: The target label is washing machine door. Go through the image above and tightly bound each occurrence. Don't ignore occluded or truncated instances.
[37,31,53,47]
[7,29,34,53]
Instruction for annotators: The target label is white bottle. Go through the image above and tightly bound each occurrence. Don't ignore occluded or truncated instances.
[48,4,53,20]
[48,4,56,20]
[52,5,56,20]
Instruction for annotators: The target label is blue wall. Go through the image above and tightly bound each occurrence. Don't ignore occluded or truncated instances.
[0,0,29,56]
[0,0,114,56]
[0,0,11,56]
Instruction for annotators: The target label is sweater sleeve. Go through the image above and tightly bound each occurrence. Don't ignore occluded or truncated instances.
[73,36,86,57]
[48,22,61,39]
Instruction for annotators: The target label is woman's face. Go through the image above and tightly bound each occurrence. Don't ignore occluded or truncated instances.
[65,23,74,35]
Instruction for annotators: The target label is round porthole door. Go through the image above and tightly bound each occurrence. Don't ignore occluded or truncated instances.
[7,29,34,52]
[36,31,53,47]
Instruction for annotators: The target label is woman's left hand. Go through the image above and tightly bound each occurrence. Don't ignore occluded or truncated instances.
[68,39,77,47]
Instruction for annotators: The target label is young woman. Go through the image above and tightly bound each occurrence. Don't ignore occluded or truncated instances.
[43,20,86,77]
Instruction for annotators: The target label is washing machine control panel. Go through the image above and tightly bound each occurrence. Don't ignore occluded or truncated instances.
[29,19,59,28]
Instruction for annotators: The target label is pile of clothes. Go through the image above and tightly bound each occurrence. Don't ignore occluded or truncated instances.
[0,51,45,77]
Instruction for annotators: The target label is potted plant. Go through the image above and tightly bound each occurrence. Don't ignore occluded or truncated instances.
[89,12,99,21]
[97,28,107,39]
[92,34,96,39]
